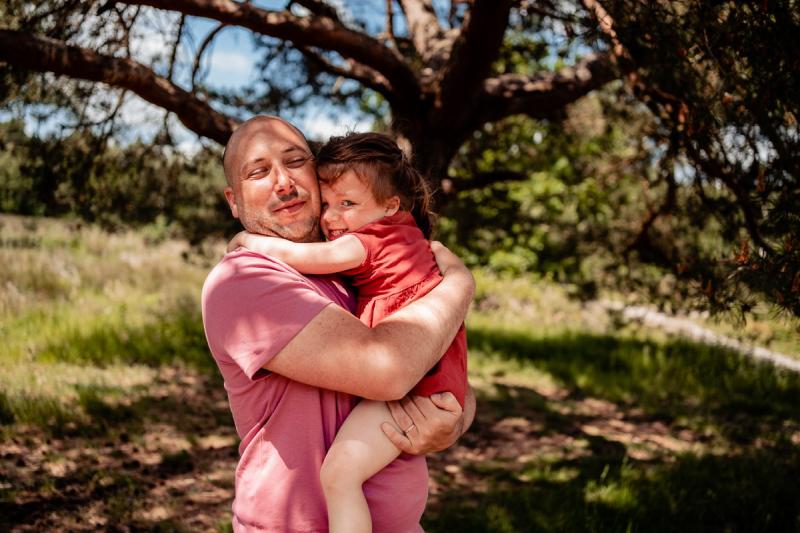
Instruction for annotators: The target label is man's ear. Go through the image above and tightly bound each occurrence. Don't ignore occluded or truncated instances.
[385,195,401,216]
[224,186,239,218]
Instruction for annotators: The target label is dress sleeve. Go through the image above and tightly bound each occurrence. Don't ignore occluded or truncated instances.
[202,253,334,380]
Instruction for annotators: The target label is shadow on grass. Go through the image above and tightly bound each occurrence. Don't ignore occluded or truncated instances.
[424,445,800,533]
[469,327,800,442]
[1,378,231,438]
[0,386,140,438]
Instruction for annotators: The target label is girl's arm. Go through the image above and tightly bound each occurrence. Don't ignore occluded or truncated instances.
[228,231,366,274]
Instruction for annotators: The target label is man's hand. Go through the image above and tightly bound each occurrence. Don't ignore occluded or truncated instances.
[430,241,472,279]
[380,393,464,455]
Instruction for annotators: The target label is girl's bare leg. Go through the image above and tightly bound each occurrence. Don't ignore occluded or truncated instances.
[320,399,402,533]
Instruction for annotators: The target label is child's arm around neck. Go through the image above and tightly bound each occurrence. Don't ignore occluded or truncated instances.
[228,231,366,275]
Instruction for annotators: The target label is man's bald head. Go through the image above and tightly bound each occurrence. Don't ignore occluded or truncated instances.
[223,115,310,186]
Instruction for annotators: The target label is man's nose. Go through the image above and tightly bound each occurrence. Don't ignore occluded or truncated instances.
[273,166,295,195]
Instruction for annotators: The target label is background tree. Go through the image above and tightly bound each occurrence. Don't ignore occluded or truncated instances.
[0,0,798,316]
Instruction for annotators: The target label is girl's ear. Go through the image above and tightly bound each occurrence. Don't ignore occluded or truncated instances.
[384,195,401,216]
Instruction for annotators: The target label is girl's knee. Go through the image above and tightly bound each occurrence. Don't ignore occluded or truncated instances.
[320,444,369,492]
[321,453,351,494]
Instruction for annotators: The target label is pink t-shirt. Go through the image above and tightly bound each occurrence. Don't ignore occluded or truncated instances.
[201,249,428,532]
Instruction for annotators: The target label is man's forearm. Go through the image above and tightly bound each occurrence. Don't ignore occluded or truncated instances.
[370,260,474,397]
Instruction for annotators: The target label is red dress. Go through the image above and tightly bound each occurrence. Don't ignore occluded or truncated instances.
[342,211,468,407]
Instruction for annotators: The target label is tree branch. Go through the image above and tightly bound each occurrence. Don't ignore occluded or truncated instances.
[0,30,238,144]
[478,52,625,124]
[119,0,420,102]
[191,22,227,90]
[397,0,444,62]
[291,0,341,23]
[384,0,397,48]
[297,47,393,99]
[687,141,775,255]
[626,161,678,256]
[580,0,630,64]
[445,169,528,194]
[166,14,186,81]
[517,0,582,24]
[436,0,514,124]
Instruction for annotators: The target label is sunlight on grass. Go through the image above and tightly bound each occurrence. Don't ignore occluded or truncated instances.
[583,464,637,510]
[0,362,156,430]
[467,321,800,423]
[468,350,562,396]
[0,215,218,435]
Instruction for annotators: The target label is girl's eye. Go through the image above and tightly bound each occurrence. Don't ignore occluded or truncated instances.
[341,200,355,207]
[321,202,329,210]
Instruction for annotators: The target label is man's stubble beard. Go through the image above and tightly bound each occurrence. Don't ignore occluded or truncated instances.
[238,206,322,243]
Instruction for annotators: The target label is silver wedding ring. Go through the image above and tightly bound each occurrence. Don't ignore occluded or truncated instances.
[404,423,416,433]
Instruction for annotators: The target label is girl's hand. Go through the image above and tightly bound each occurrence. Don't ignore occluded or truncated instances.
[227,230,251,253]
[227,231,284,258]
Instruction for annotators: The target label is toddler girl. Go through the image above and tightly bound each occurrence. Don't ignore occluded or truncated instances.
[230,132,467,532]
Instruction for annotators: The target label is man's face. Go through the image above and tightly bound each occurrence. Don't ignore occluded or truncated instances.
[224,118,322,243]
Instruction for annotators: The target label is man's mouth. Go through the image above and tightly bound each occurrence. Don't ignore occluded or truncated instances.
[326,229,347,240]
[273,199,306,215]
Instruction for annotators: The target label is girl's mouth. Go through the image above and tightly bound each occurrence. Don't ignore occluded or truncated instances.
[326,229,347,240]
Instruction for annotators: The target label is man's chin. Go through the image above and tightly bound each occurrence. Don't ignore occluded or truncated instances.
[271,219,321,243]
[241,212,321,243]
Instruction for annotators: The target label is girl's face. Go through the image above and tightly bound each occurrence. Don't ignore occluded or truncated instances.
[320,169,399,240]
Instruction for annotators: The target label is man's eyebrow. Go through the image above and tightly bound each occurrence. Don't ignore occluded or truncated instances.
[282,144,309,154]
[241,157,266,171]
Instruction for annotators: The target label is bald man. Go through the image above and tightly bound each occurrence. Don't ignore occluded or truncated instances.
[202,116,475,532]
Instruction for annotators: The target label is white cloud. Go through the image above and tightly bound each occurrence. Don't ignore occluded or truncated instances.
[206,50,254,84]
[299,112,374,141]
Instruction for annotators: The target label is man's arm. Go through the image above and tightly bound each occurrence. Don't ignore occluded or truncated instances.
[228,231,366,274]
[264,243,474,400]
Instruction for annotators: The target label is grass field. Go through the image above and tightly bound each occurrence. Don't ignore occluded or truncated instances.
[1,214,799,532]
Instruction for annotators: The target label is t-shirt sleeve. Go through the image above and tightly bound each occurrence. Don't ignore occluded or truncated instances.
[202,253,334,380]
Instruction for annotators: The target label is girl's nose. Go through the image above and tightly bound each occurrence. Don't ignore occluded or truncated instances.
[322,206,339,223]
